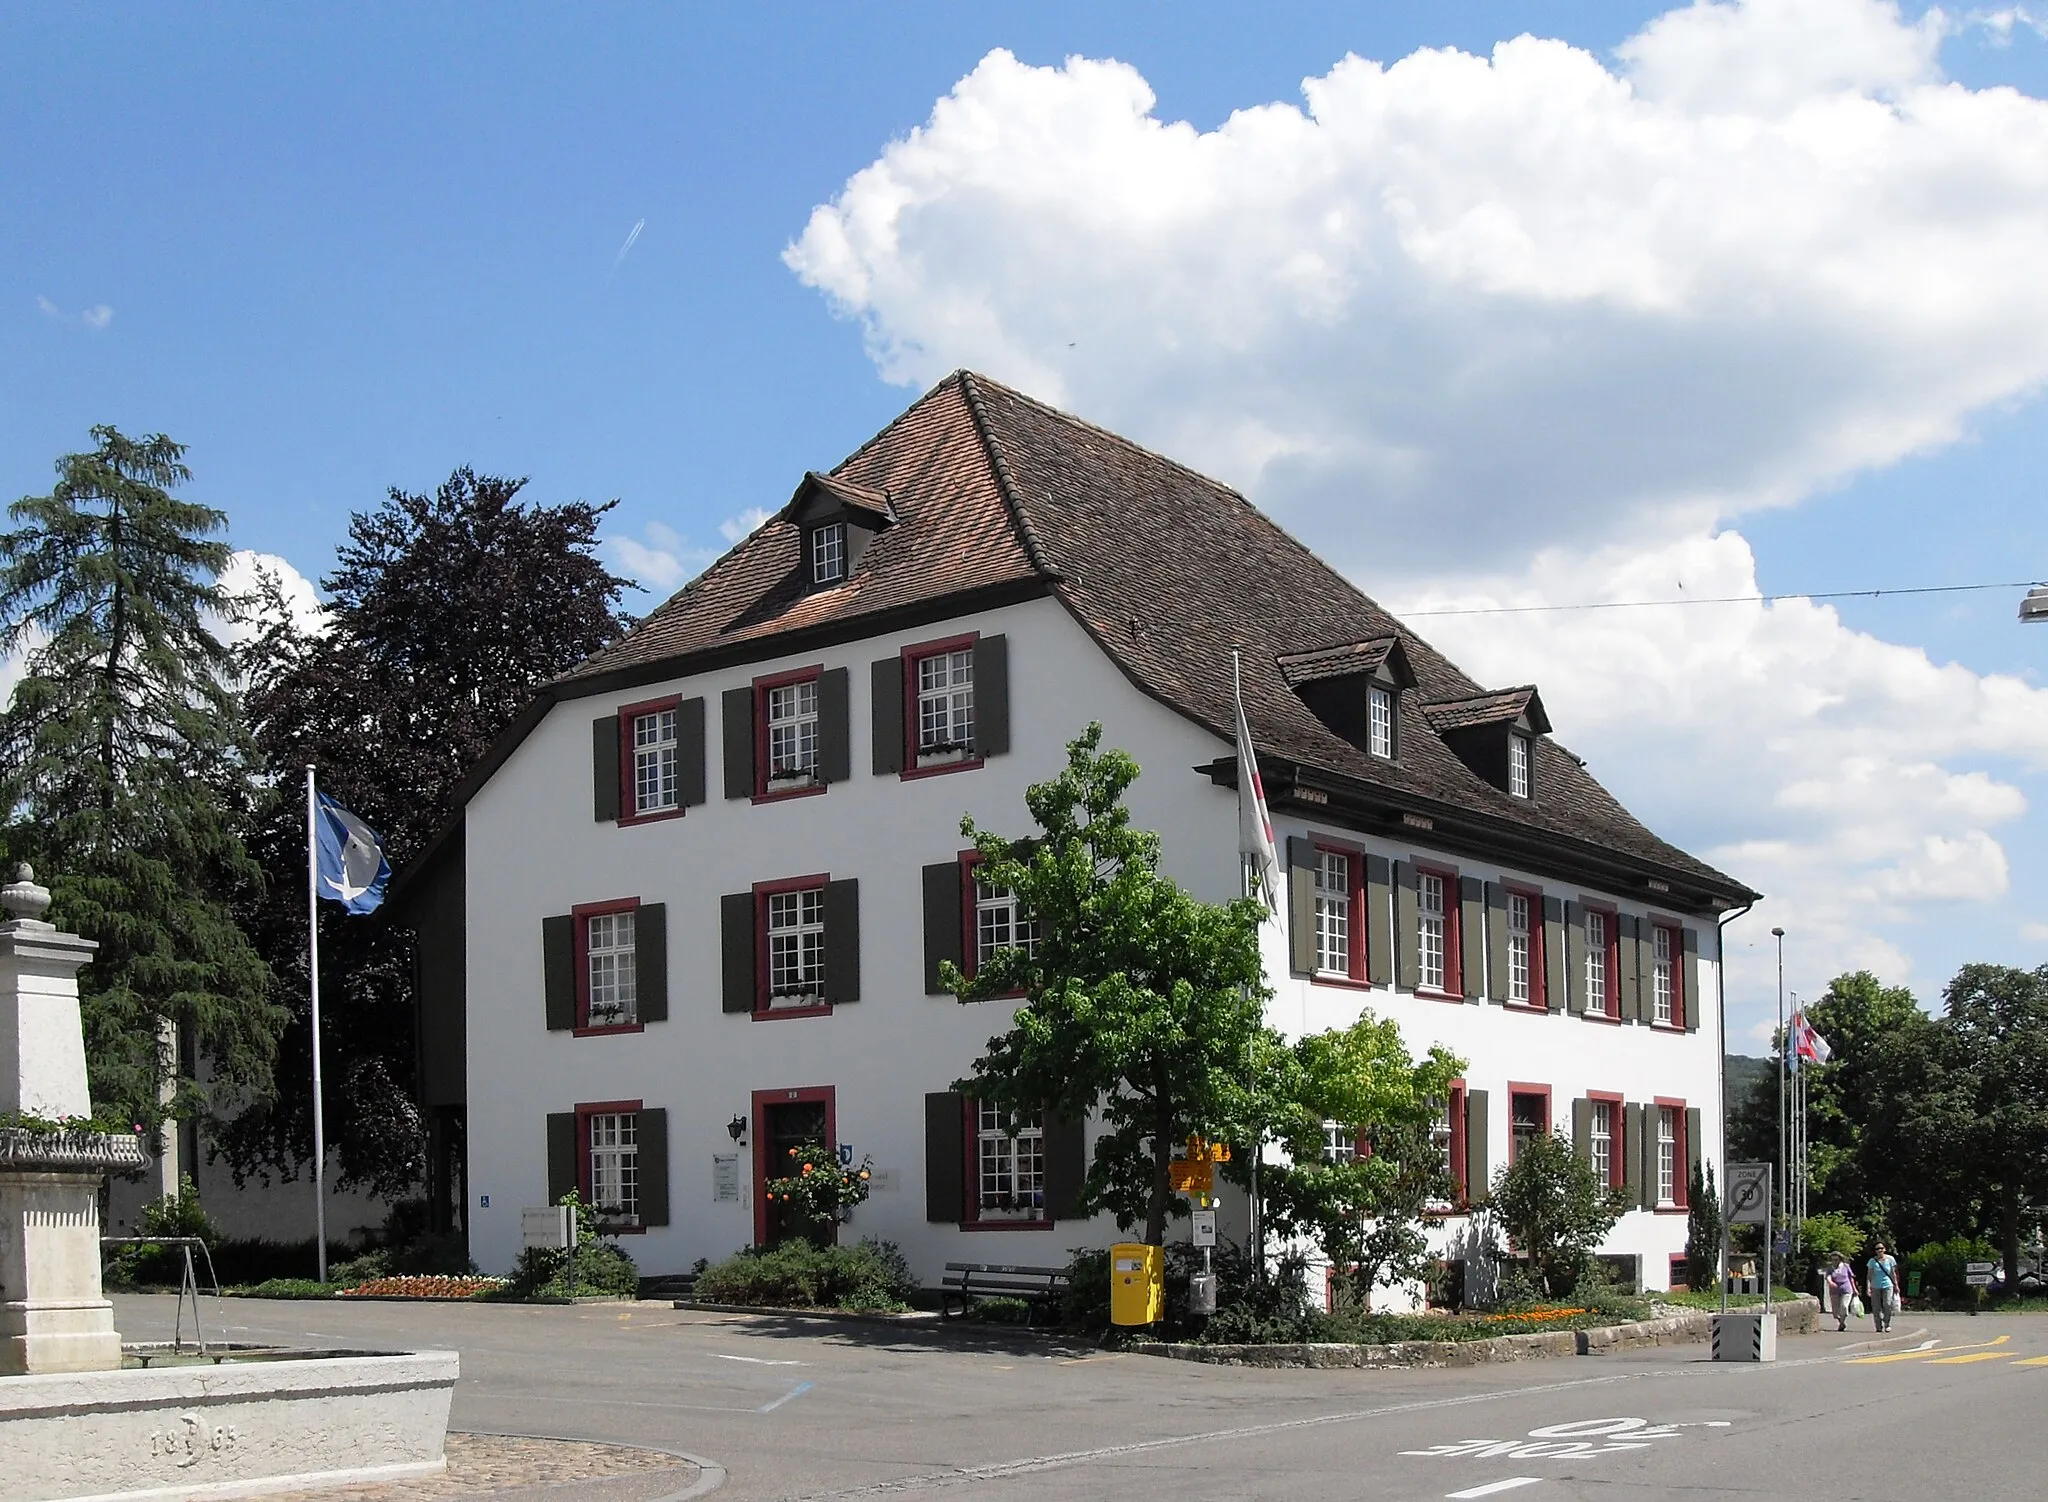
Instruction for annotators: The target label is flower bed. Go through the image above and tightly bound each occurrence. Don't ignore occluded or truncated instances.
[336,1274,507,1300]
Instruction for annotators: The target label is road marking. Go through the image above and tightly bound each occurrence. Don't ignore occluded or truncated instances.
[759,1380,815,1413]
[1927,1352,2013,1365]
[2015,1357,2048,1367]
[1447,1481,1541,1499]
[714,1353,803,1365]
[1846,1335,2010,1364]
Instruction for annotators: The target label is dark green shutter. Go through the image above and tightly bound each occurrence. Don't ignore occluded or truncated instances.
[1572,1098,1593,1167]
[720,892,755,1014]
[1683,927,1702,1032]
[871,657,905,775]
[974,634,1010,757]
[1542,895,1566,1013]
[818,668,851,784]
[1287,837,1317,975]
[1393,861,1419,991]
[721,686,754,800]
[1623,1103,1644,1210]
[635,903,667,1024]
[1484,882,1510,1003]
[592,717,620,822]
[1365,855,1392,986]
[1685,1106,1703,1193]
[1618,914,1642,1023]
[678,697,707,807]
[1044,1110,1086,1220]
[543,915,575,1031]
[1458,876,1484,1002]
[547,1112,577,1204]
[925,1092,966,1222]
[637,1108,669,1226]
[1564,900,1586,1016]
[1464,1088,1489,1205]
[923,861,964,994]
[824,878,860,1004]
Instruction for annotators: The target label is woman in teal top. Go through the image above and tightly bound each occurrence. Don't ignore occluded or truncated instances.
[1866,1242,1899,1333]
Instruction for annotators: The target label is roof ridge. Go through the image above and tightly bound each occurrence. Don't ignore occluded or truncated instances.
[958,370,1061,581]
[1424,684,1538,704]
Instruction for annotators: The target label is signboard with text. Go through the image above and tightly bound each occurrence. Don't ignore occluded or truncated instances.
[1724,1162,1772,1226]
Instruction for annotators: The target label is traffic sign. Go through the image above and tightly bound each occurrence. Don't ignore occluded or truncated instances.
[1966,1261,1996,1287]
[1168,1160,1214,1194]
[1724,1162,1772,1225]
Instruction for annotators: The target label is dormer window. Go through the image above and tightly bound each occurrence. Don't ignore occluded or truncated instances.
[810,522,847,586]
[1367,684,1395,760]
[1509,732,1531,798]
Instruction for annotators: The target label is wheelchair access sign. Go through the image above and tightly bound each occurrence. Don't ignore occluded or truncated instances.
[1724,1162,1772,1226]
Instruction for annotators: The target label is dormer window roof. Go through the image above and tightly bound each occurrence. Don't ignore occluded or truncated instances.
[787,471,895,592]
[1422,686,1551,798]
[1277,636,1417,761]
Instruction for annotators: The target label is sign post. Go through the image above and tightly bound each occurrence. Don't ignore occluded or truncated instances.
[1965,1260,1995,1314]
[1715,1162,1776,1362]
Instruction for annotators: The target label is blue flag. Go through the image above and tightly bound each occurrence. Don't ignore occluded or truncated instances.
[315,793,389,916]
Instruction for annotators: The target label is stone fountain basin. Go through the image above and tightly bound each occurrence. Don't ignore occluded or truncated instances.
[0,1346,457,1502]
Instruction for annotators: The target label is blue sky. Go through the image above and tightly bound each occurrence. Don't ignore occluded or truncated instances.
[7,2,2048,1048]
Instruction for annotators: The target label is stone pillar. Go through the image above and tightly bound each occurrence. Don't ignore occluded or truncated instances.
[0,864,143,1375]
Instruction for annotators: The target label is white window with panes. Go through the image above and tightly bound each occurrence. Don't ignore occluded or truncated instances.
[916,649,975,761]
[975,879,1037,967]
[1656,1106,1679,1207]
[1651,925,1675,1025]
[585,910,636,1027]
[1320,1121,1358,1164]
[588,1112,638,1224]
[767,887,825,1004]
[975,1101,1044,1220]
[1430,1100,1455,1186]
[1509,733,1531,798]
[632,708,678,815]
[1418,872,1447,991]
[1507,891,1533,1004]
[1314,849,1351,975]
[810,522,847,585]
[1585,909,1609,1015]
[1367,684,1394,759]
[766,679,819,783]
[1589,1099,1614,1187]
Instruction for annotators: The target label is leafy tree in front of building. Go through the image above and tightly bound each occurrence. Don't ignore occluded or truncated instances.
[1685,1160,1722,1292]
[0,427,280,1135]
[1490,1129,1630,1298]
[947,723,1275,1246]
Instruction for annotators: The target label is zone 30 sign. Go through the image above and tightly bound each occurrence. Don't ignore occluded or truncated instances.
[1402,1416,1733,1463]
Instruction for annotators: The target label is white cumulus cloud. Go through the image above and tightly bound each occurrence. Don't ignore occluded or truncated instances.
[787,0,2048,1020]
[608,510,773,597]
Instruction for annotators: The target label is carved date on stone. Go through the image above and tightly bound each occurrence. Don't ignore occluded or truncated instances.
[148,1412,240,1468]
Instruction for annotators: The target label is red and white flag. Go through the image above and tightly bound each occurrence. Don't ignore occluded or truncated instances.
[1793,1010,1833,1065]
[1235,678,1282,920]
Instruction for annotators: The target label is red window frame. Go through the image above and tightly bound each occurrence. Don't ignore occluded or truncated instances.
[899,632,983,782]
[1441,1079,1469,1209]
[1415,862,1461,999]
[959,1095,1053,1231]
[956,849,1032,995]
[752,664,827,804]
[617,695,685,826]
[1310,838,1371,987]
[1508,1082,1552,1163]
[1669,1252,1689,1292]
[1503,883,1547,1011]
[1587,1090,1625,1190]
[574,1097,646,1234]
[1653,1096,1689,1211]
[571,896,643,1037]
[751,1084,836,1248]
[1648,919,1685,1029]
[1581,900,1621,1021]
[753,873,831,1020]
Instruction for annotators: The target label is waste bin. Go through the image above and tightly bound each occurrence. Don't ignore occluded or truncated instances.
[1111,1242,1164,1326]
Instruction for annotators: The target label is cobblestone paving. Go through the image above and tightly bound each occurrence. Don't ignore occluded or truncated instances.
[265,1431,701,1500]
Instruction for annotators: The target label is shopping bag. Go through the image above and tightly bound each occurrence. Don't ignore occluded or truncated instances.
[1850,1293,1865,1317]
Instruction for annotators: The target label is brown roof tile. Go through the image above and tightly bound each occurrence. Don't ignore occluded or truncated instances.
[1423,687,1549,734]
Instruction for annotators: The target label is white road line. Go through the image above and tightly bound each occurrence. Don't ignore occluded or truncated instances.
[713,1353,803,1365]
[1448,1482,1542,1500]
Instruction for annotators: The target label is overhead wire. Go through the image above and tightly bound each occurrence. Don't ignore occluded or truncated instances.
[1396,579,2044,619]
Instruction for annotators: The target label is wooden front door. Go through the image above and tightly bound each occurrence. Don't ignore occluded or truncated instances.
[753,1087,835,1247]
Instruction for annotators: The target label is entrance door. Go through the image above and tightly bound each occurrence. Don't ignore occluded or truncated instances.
[753,1087,835,1248]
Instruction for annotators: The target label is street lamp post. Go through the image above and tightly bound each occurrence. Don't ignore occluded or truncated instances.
[2020,586,2048,623]
[1773,926,1787,1227]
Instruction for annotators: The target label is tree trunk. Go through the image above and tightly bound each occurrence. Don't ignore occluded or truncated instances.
[1144,1115,1173,1246]
[100,499,126,823]
[2002,1193,2021,1293]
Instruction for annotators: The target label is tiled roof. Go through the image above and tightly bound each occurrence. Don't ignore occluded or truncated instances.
[1276,637,1399,687]
[554,371,1751,903]
[1424,687,1549,735]
[798,471,895,521]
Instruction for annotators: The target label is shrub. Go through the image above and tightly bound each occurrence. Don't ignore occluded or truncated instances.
[496,1238,640,1300]
[1906,1235,1999,1302]
[106,1175,224,1285]
[233,1278,335,1300]
[329,1249,393,1286]
[691,1238,913,1310]
[1489,1132,1628,1297]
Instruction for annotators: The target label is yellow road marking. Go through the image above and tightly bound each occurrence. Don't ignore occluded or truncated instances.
[1928,1352,2013,1365]
[2015,1356,2048,1367]
[1847,1334,2010,1365]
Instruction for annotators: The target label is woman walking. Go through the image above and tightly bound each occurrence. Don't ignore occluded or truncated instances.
[1866,1242,1899,1333]
[1826,1252,1859,1331]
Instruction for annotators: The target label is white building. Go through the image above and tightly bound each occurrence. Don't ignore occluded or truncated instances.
[393,372,1757,1297]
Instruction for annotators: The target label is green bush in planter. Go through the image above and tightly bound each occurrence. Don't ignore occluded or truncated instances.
[693,1238,914,1309]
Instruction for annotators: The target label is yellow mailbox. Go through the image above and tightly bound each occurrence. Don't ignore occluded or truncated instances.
[1110,1242,1164,1326]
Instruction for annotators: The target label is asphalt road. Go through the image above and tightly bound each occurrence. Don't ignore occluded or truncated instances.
[112,1296,2047,1501]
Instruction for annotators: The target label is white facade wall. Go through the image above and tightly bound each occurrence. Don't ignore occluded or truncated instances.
[460,593,1724,1294]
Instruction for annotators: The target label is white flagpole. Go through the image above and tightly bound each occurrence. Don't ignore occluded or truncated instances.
[1233,645,1263,1286]
[307,765,328,1283]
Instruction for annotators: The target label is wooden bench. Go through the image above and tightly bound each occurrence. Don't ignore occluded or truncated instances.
[940,1262,1071,1321]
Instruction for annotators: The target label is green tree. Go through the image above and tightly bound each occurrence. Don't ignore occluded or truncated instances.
[1686,1161,1722,1291]
[0,427,280,1133]
[1491,1130,1628,1297]
[220,470,634,1195]
[1261,1014,1462,1309]
[947,723,1274,1245]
